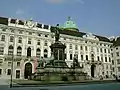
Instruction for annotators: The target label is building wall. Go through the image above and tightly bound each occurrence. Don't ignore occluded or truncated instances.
[0,19,113,79]
[111,46,120,76]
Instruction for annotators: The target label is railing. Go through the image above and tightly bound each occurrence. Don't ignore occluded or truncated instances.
[86,60,102,65]
[4,54,40,61]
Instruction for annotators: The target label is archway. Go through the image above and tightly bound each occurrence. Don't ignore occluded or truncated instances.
[91,64,95,77]
[24,63,32,79]
[27,47,31,57]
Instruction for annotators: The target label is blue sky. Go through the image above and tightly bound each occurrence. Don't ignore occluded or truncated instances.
[0,0,120,37]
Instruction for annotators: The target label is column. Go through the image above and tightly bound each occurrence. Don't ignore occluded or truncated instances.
[22,36,26,56]
[48,41,51,57]
[41,39,44,57]
[4,34,9,54]
[32,38,36,57]
[13,35,17,55]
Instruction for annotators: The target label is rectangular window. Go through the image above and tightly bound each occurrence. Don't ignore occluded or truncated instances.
[106,65,108,69]
[97,56,100,61]
[111,53,113,57]
[104,49,106,53]
[1,35,5,41]
[18,37,22,43]
[7,69,11,75]
[16,70,20,79]
[44,41,47,46]
[70,54,72,60]
[8,62,11,66]
[10,36,14,42]
[0,69,2,75]
[118,67,120,72]
[85,46,88,51]
[37,40,40,45]
[100,48,103,53]
[80,46,83,50]
[44,25,49,29]
[109,57,111,62]
[101,57,103,61]
[19,31,23,34]
[0,61,2,66]
[112,67,114,72]
[117,59,120,64]
[29,32,32,35]
[97,48,99,52]
[108,49,110,53]
[0,59,3,66]
[0,47,4,55]
[112,60,114,65]
[81,55,83,60]
[116,52,119,56]
[75,45,78,50]
[28,38,31,44]
[17,62,20,66]
[69,44,72,49]
[86,55,88,60]
[105,57,107,62]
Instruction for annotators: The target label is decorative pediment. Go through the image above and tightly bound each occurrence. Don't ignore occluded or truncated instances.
[83,33,99,41]
[26,19,36,28]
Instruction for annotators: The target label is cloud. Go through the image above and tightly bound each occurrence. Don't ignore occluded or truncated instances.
[15,9,28,20]
[16,9,25,15]
[76,0,84,4]
[45,0,65,4]
[45,0,84,4]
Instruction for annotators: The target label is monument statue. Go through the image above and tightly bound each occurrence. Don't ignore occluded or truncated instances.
[55,27,60,42]
[37,57,45,68]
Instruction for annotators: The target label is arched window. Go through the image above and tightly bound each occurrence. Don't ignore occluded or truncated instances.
[44,49,48,58]
[36,48,41,58]
[1,35,5,41]
[8,45,13,55]
[27,47,31,57]
[10,36,14,42]
[18,37,22,43]
[17,46,22,56]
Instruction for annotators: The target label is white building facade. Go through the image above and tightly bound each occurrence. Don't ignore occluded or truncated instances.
[111,37,120,77]
[0,16,113,79]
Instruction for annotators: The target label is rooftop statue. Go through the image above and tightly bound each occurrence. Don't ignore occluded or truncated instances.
[55,27,60,42]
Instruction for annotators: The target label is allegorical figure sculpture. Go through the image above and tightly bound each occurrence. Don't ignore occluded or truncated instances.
[55,27,60,42]
[37,57,45,68]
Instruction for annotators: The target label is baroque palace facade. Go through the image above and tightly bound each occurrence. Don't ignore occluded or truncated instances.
[0,16,114,79]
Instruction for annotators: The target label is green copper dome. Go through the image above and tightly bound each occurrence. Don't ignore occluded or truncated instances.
[59,16,78,31]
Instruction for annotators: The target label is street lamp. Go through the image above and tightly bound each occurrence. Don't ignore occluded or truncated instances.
[10,28,16,88]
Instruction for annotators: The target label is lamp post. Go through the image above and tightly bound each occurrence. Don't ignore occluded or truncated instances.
[10,28,15,88]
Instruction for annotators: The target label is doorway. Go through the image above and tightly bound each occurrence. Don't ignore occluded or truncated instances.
[16,70,20,79]
[24,63,32,79]
[91,64,95,77]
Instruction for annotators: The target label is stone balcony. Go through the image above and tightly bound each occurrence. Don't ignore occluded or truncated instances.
[86,60,102,65]
[4,54,39,61]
